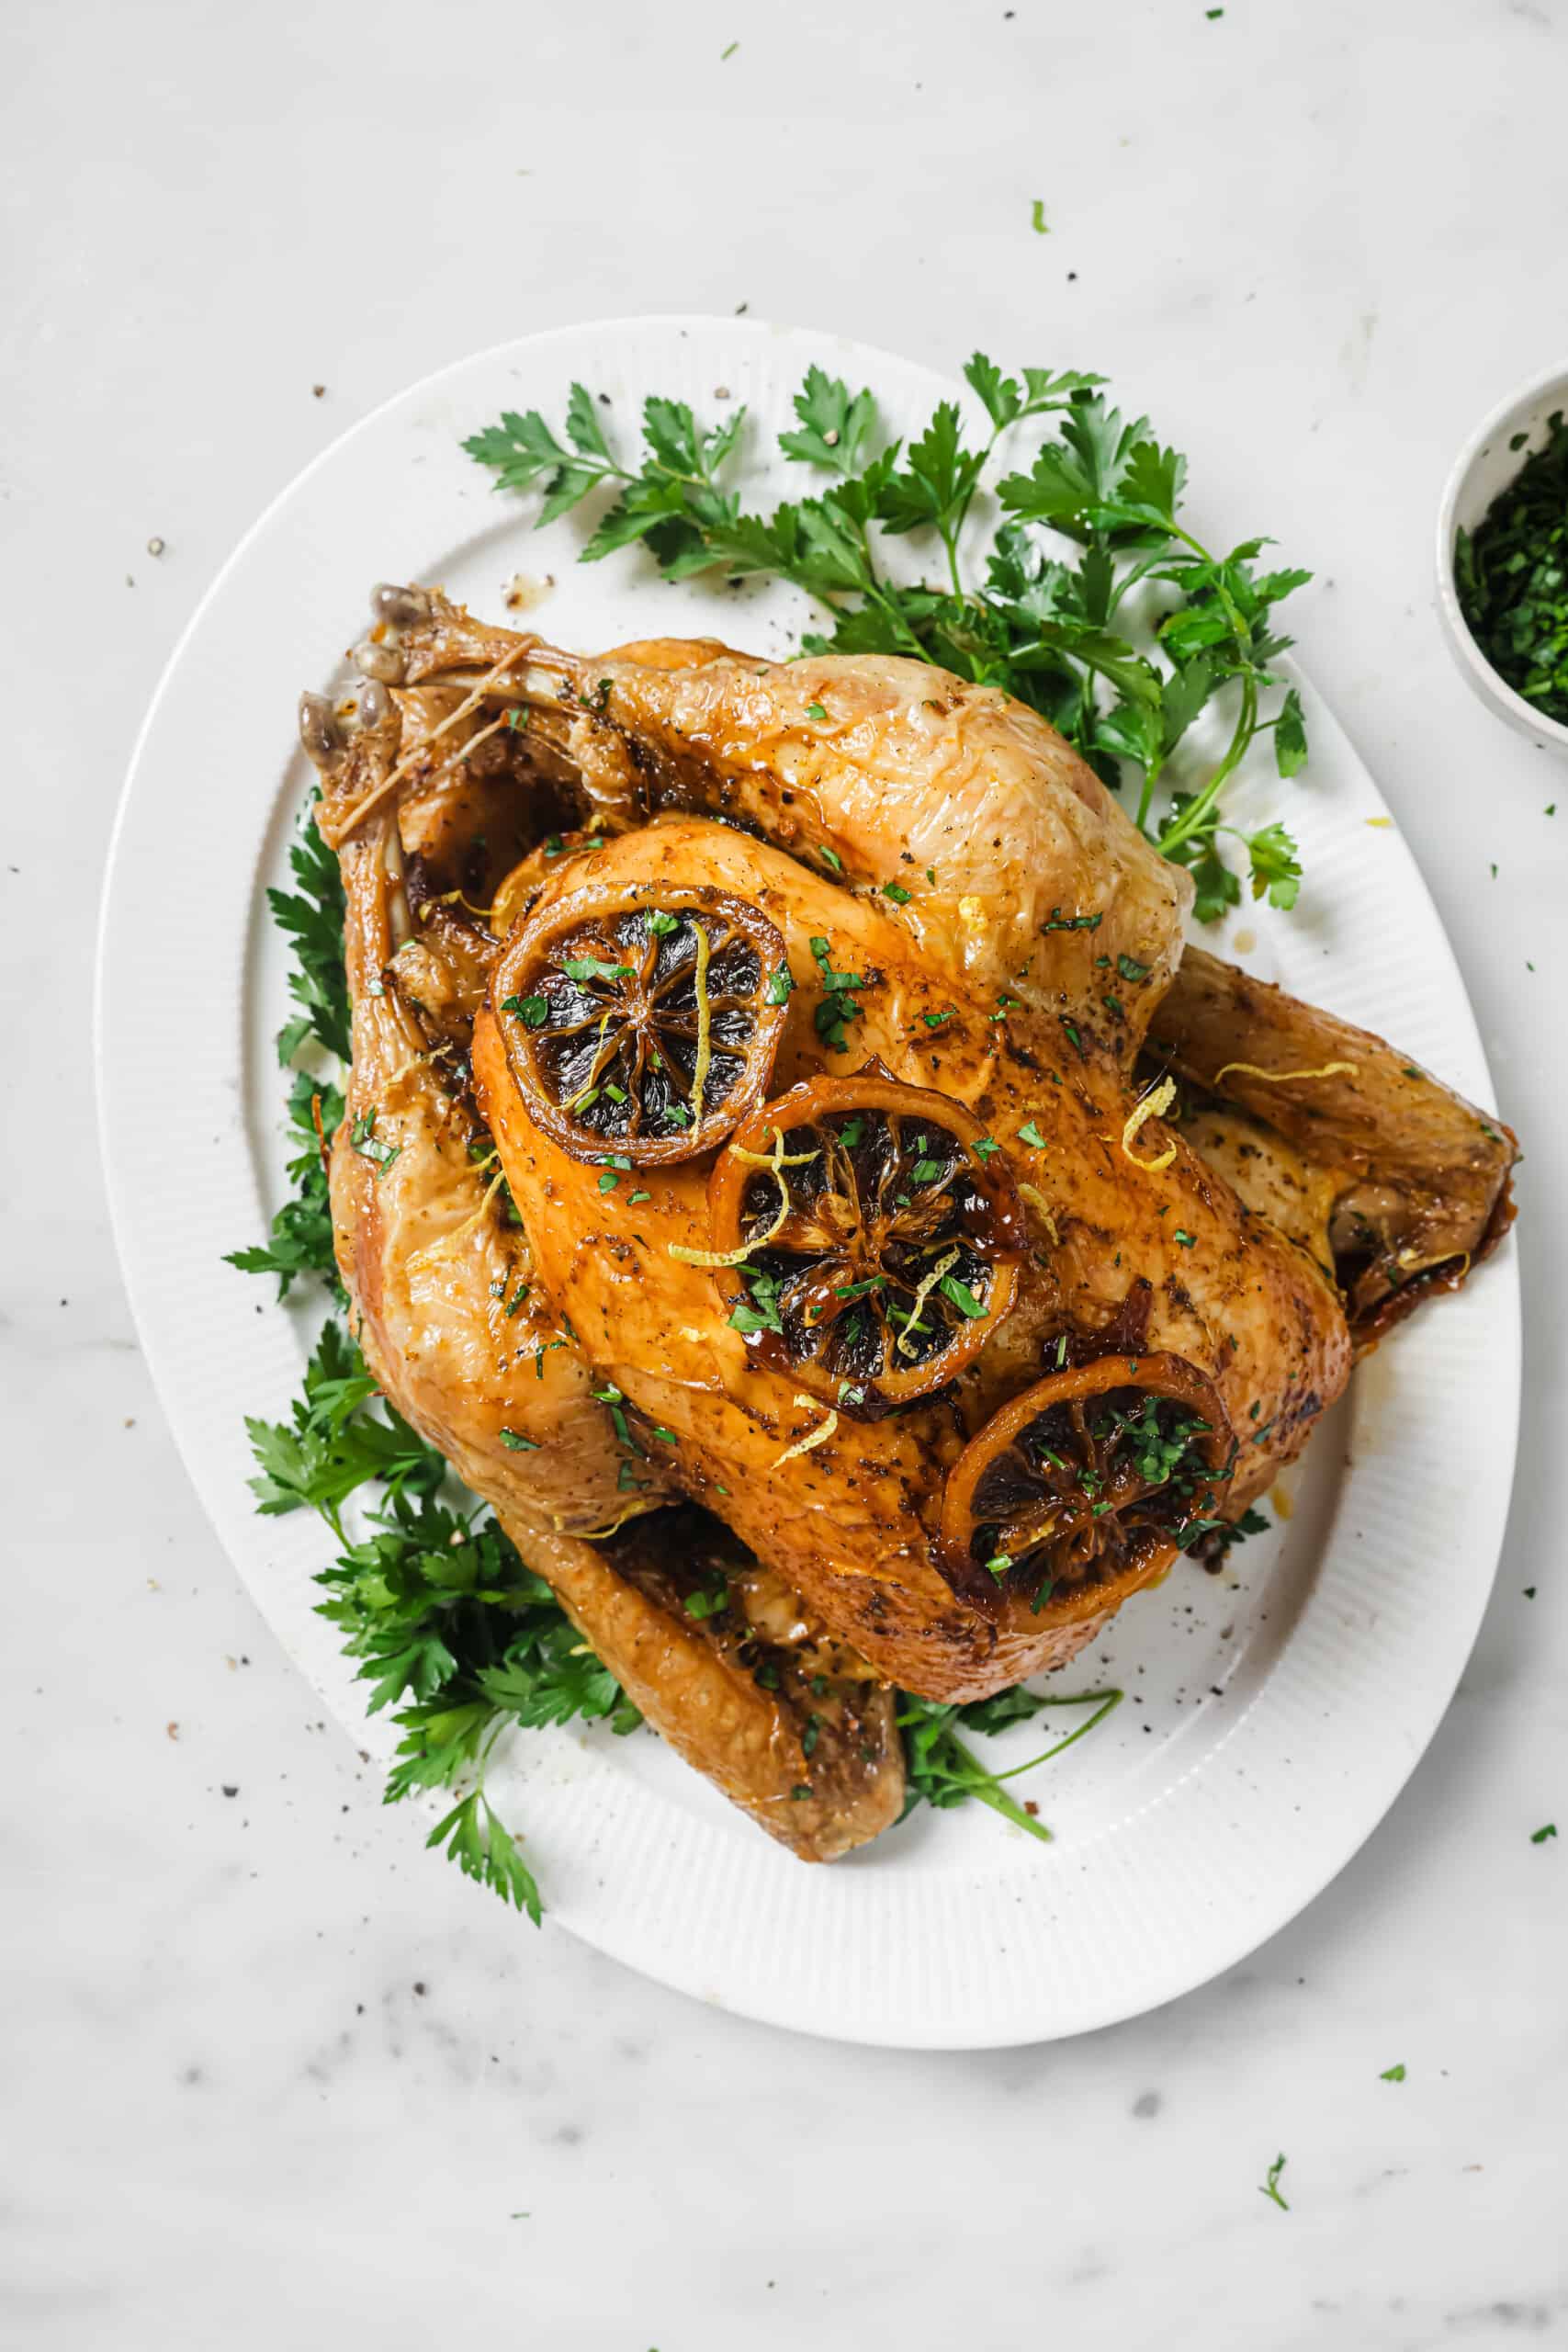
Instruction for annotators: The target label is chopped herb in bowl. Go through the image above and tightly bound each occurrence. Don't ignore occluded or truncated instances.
[1454,410,1568,730]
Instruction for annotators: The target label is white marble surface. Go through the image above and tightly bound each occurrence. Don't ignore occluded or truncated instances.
[6,0,1567,2342]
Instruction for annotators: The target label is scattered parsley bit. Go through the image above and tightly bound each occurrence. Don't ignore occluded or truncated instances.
[499,1429,540,1451]
[940,1272,988,1319]
[806,701,828,721]
[809,934,867,1051]
[818,844,844,872]
[1043,907,1101,933]
[1173,1228,1196,1248]
[502,992,548,1027]
[1031,198,1049,234]
[597,1170,620,1193]
[883,879,912,903]
[1530,1823,1557,1844]
[627,1188,651,1204]
[562,954,635,984]
[763,965,795,1005]
[921,1008,953,1029]
[1258,2154,1290,2211]
[683,1588,728,1621]
[1380,2064,1406,2082]
[973,1135,1000,1158]
[1018,1119,1048,1148]
[1117,953,1151,983]
[349,1109,401,1180]
[647,910,681,936]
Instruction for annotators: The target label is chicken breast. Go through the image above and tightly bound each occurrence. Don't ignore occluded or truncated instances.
[472,813,1351,1701]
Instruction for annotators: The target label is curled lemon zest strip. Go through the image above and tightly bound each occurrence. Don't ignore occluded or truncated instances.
[1018,1183,1059,1243]
[431,887,497,922]
[1212,1058,1359,1088]
[730,1132,819,1169]
[897,1246,961,1358]
[773,1398,839,1468]
[1121,1078,1179,1172]
[689,915,714,1121]
[668,1133,793,1269]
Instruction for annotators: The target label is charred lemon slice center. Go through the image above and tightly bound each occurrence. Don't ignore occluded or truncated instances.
[707,1065,1025,1413]
[496,884,790,1164]
[940,1351,1233,1606]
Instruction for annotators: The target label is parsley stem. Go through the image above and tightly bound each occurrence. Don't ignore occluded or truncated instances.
[1155,673,1257,856]
[985,1687,1123,1781]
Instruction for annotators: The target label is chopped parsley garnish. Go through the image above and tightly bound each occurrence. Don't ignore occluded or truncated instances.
[882,880,912,903]
[763,965,795,1005]
[1455,408,1568,728]
[809,934,867,1051]
[973,1135,1000,1158]
[502,992,549,1027]
[1018,1119,1048,1148]
[349,1109,401,1180]
[1173,1228,1196,1248]
[1531,1823,1558,1844]
[1258,2154,1290,2211]
[499,1429,540,1451]
[819,845,844,872]
[647,910,682,935]
[1116,953,1151,983]
[940,1272,988,1319]
[921,1008,953,1029]
[463,356,1313,915]
[561,954,636,984]
[1380,2064,1406,2082]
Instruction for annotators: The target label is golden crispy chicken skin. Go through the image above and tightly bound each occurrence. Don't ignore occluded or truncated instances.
[473,814,1351,1700]
[314,587,1513,1729]
[1146,947,1518,1341]
[302,678,903,1861]
[384,594,1193,1055]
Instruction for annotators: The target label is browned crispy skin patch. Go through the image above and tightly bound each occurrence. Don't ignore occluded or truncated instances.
[1146,946,1517,1343]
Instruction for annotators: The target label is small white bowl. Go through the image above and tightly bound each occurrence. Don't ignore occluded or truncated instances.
[1436,360,1568,755]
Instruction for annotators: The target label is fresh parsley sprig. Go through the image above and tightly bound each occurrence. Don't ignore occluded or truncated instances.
[898,1682,1123,1842]
[464,352,1312,916]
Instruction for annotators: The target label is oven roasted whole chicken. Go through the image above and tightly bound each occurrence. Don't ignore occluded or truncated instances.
[298,585,1517,1861]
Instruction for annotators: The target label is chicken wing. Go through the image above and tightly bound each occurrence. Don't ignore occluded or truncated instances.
[1145,947,1517,1341]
